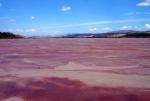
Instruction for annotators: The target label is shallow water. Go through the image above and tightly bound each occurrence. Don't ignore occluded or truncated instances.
[0,38,150,101]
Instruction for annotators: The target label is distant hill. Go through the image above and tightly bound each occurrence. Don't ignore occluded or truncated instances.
[60,30,150,38]
[0,32,24,39]
[122,31,150,38]
[1,30,150,39]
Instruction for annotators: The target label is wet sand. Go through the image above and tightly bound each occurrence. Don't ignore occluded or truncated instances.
[0,38,150,101]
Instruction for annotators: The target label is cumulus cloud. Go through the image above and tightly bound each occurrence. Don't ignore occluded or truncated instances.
[61,5,72,11]
[89,28,97,31]
[145,24,150,28]
[137,0,150,6]
[26,29,37,32]
[121,26,132,30]
[31,16,35,20]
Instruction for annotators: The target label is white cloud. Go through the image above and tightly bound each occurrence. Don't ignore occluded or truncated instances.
[121,26,132,30]
[137,0,150,6]
[61,6,71,11]
[26,29,37,32]
[126,12,150,16]
[47,18,150,29]
[89,28,97,31]
[31,16,35,20]
[134,26,139,29]
[101,27,112,31]
[0,2,2,7]
[15,29,24,32]
[145,24,150,28]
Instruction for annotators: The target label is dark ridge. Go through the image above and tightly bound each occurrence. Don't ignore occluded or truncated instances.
[1,30,150,39]
[0,32,24,39]
[60,30,150,38]
[123,32,150,38]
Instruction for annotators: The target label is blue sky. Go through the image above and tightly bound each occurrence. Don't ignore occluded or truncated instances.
[0,0,150,36]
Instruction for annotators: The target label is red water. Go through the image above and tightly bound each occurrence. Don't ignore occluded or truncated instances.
[0,38,150,101]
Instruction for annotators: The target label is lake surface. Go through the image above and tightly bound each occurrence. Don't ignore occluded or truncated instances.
[0,38,150,101]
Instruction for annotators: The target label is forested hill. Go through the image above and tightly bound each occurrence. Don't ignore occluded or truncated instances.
[0,32,24,39]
